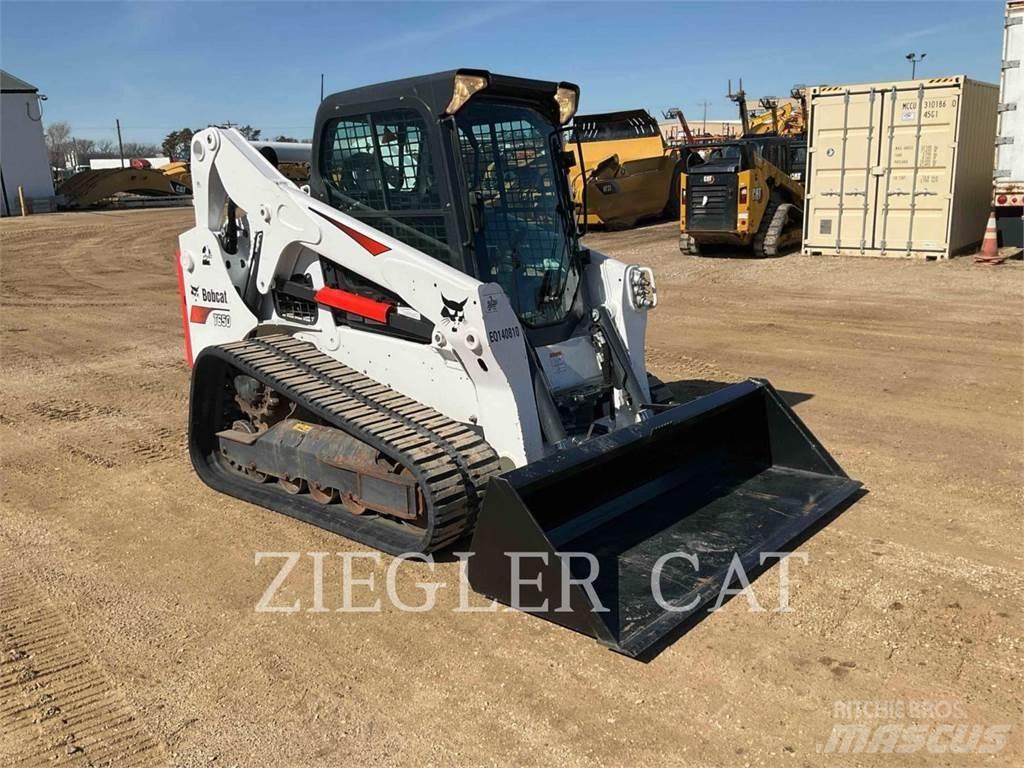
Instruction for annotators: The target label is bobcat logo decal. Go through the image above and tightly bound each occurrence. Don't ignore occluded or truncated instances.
[440,294,468,331]
[190,285,200,299]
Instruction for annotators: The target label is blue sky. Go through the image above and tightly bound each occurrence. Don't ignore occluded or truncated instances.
[0,0,1005,146]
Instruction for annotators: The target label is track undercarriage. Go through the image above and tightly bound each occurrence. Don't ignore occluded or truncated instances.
[189,334,502,554]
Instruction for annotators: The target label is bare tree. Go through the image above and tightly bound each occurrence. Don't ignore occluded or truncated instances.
[45,121,73,167]
[121,141,161,157]
[71,138,96,158]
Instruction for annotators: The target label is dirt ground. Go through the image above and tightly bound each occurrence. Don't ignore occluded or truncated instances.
[1,209,1021,767]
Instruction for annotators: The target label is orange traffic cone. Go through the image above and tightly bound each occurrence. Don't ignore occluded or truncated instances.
[975,212,1003,264]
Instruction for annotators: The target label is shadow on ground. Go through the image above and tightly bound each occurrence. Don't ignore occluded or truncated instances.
[666,379,813,407]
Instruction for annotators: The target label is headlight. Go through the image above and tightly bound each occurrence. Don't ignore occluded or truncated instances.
[626,265,657,310]
[446,73,488,114]
[554,84,579,124]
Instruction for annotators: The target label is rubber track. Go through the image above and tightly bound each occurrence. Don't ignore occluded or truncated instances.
[193,334,502,554]
[754,199,801,258]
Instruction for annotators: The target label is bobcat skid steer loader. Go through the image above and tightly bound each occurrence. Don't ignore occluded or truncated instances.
[178,70,860,657]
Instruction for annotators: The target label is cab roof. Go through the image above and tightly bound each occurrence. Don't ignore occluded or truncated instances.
[318,69,577,122]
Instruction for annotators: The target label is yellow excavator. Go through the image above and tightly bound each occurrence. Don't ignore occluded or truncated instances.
[570,109,686,229]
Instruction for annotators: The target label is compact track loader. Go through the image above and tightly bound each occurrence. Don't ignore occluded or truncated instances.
[679,135,806,258]
[179,70,859,656]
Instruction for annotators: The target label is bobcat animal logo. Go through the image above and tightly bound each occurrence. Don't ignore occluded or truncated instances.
[440,294,467,331]
[190,285,200,299]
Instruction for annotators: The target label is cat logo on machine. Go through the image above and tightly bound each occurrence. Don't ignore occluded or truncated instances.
[702,175,716,183]
[440,294,467,331]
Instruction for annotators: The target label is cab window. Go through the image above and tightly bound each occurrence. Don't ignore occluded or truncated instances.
[322,108,455,265]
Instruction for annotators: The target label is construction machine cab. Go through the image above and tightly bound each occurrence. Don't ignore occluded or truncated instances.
[309,69,584,333]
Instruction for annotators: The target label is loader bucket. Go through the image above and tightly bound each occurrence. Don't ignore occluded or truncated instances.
[467,379,861,657]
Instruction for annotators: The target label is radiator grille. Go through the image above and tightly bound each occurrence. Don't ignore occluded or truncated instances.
[686,178,737,231]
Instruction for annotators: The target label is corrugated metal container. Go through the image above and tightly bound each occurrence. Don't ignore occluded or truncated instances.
[994,2,1024,198]
[803,76,998,259]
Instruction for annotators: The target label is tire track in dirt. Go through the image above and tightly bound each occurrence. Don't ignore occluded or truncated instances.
[0,551,166,766]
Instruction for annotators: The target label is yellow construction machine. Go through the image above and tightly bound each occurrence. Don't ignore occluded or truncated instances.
[728,80,808,138]
[56,164,190,209]
[57,142,311,209]
[679,135,805,257]
[571,109,685,229]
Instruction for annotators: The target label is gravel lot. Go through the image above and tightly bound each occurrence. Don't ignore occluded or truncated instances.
[2,209,1021,766]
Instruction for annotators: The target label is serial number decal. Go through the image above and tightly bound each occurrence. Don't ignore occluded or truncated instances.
[488,326,521,344]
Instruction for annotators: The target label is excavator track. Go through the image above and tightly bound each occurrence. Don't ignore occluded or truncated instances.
[188,333,502,554]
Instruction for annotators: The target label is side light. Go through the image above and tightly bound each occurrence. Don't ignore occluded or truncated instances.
[626,265,657,311]
[739,186,748,205]
[555,84,579,124]
[446,74,488,115]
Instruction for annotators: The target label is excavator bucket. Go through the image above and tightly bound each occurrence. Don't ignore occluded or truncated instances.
[468,379,861,657]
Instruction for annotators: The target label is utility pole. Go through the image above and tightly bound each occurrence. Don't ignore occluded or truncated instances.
[115,119,125,168]
[698,99,712,135]
[320,73,325,102]
[906,52,926,79]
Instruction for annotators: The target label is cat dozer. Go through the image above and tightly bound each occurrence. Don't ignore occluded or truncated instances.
[179,70,860,657]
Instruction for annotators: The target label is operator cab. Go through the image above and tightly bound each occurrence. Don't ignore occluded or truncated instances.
[309,69,585,342]
[686,135,804,177]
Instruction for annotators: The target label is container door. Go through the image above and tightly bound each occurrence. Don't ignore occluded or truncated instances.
[875,83,960,256]
[995,4,1024,189]
[804,89,881,254]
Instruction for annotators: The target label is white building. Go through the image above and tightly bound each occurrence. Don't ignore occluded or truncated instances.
[0,70,54,216]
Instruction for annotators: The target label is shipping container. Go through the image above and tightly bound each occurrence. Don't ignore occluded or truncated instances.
[803,76,998,259]
[994,1,1024,247]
